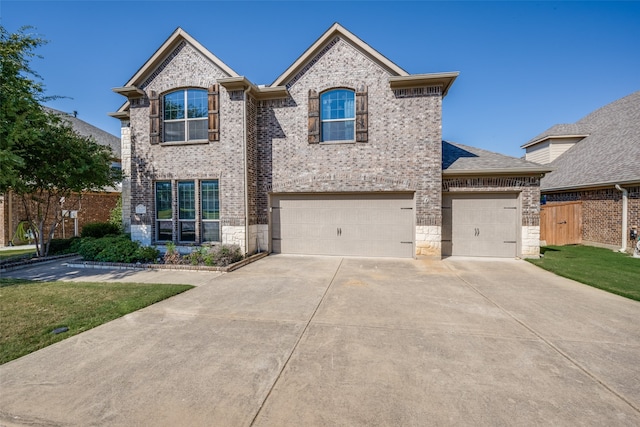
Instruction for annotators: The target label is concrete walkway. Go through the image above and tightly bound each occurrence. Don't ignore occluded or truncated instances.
[0,255,639,426]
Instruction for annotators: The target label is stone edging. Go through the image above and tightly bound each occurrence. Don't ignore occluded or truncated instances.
[64,252,269,273]
[0,253,80,273]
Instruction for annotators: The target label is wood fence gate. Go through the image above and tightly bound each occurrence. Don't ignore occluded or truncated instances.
[540,201,582,246]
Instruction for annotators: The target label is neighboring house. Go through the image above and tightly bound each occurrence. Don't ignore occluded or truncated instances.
[522,90,640,252]
[111,23,548,259]
[0,108,121,246]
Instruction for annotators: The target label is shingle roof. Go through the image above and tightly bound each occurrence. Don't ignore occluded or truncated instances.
[442,141,549,175]
[536,90,640,191]
[46,107,121,159]
[522,123,592,148]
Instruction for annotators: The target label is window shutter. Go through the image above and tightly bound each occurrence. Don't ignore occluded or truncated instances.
[356,85,368,142]
[208,84,220,142]
[149,91,160,145]
[308,89,320,144]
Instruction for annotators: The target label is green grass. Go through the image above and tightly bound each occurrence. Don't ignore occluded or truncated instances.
[0,247,36,261]
[527,245,640,301]
[0,279,193,364]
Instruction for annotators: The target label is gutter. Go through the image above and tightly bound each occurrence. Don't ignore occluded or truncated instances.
[615,184,628,253]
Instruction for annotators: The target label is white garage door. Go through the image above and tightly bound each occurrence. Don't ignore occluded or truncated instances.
[442,193,518,257]
[271,193,414,258]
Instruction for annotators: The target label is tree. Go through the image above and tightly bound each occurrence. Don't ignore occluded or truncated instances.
[0,26,49,189]
[1,26,121,256]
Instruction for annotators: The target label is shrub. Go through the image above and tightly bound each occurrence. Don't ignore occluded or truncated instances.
[76,237,103,261]
[81,222,121,239]
[135,245,160,263]
[211,244,243,267]
[76,235,159,263]
[48,237,80,255]
[94,237,139,263]
[163,242,182,265]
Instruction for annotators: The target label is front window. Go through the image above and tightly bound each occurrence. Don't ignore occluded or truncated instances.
[155,181,172,241]
[321,89,355,142]
[163,89,208,142]
[154,180,221,244]
[178,181,196,242]
[201,180,220,242]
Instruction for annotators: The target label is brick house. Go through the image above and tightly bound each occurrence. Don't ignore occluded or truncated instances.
[522,90,640,253]
[111,23,547,258]
[0,109,121,246]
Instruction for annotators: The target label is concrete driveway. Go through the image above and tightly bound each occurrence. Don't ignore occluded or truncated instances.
[1,255,639,426]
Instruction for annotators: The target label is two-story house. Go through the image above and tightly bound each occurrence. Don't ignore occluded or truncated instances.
[111,23,547,259]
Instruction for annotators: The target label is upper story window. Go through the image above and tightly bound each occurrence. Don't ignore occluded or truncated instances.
[163,89,208,142]
[321,89,355,142]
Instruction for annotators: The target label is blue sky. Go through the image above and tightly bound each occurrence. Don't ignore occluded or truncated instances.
[2,1,639,158]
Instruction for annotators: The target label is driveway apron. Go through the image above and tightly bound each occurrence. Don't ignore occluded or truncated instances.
[0,255,639,426]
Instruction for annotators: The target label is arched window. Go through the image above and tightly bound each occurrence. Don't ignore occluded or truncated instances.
[163,89,208,142]
[321,89,355,142]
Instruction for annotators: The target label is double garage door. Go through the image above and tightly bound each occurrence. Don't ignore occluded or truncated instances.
[442,193,519,258]
[271,193,414,258]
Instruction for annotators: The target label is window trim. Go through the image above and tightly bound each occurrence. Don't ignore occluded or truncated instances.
[320,88,356,143]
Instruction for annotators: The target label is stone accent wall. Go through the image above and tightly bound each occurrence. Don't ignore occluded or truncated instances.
[256,37,443,256]
[521,226,541,258]
[120,122,132,233]
[415,225,441,256]
[126,43,248,250]
[545,186,640,250]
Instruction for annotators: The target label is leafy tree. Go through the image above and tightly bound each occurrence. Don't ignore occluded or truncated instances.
[1,25,121,256]
[0,26,49,189]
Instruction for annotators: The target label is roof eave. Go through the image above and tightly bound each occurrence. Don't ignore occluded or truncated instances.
[389,72,459,97]
[112,86,145,98]
[521,134,589,149]
[218,77,289,100]
[543,178,640,193]
[443,167,553,177]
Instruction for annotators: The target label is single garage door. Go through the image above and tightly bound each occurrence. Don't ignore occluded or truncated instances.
[442,193,518,257]
[271,193,414,258]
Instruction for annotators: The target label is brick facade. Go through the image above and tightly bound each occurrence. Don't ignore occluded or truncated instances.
[115,26,542,258]
[0,192,119,246]
[545,186,640,250]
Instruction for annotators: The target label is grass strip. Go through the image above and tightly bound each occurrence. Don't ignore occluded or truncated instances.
[0,248,37,261]
[527,245,640,302]
[0,279,193,364]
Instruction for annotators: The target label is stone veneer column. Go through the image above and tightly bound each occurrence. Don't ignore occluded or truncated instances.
[416,225,441,257]
[120,123,132,234]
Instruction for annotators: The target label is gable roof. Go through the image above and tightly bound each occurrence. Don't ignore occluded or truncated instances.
[46,107,121,159]
[122,27,239,88]
[272,23,409,87]
[442,141,550,176]
[535,90,640,191]
[111,28,240,118]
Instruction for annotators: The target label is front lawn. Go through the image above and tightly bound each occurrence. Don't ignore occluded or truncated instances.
[0,247,36,261]
[0,279,193,364]
[527,245,640,301]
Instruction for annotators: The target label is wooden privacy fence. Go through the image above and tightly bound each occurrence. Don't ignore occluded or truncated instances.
[540,201,583,246]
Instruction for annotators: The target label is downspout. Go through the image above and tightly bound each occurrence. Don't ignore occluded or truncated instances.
[614,184,628,253]
[243,85,251,256]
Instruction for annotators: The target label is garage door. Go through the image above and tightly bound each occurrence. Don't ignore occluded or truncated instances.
[271,193,414,258]
[442,193,518,257]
